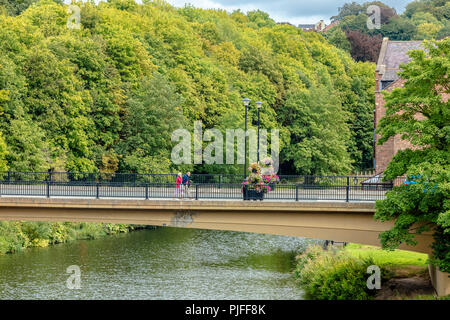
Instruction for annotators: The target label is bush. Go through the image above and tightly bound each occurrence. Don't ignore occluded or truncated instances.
[294,245,383,300]
[0,221,136,254]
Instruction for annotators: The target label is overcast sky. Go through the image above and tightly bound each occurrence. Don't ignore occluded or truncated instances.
[164,0,411,24]
[69,1,412,25]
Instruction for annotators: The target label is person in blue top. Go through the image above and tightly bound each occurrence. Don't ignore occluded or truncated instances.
[182,172,191,199]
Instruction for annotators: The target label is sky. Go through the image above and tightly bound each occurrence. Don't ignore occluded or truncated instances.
[164,0,412,24]
[67,1,413,25]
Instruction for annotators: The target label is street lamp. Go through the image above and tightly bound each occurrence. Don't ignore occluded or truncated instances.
[255,101,262,162]
[242,98,251,179]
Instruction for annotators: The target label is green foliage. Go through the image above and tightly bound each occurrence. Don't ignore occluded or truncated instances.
[117,72,185,173]
[246,10,276,28]
[0,131,8,170]
[380,17,417,41]
[331,2,365,22]
[325,27,351,52]
[377,39,449,158]
[0,0,39,16]
[280,86,353,175]
[374,38,449,271]
[436,21,450,39]
[4,119,50,171]
[327,1,449,62]
[346,61,376,169]
[0,0,376,175]
[0,221,136,254]
[294,245,380,300]
[431,227,450,272]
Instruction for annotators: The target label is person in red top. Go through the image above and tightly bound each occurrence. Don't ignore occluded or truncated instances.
[173,173,183,199]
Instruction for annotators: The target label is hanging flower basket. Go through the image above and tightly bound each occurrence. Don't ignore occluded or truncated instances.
[242,184,264,201]
[260,156,279,191]
[242,158,278,200]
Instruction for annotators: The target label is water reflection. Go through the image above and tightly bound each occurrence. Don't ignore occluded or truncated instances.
[0,227,318,300]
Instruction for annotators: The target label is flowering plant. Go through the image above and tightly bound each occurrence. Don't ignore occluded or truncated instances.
[260,157,273,167]
[263,174,279,184]
[241,159,278,193]
[258,156,279,189]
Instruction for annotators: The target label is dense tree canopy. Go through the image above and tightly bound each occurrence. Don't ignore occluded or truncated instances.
[374,38,449,271]
[0,0,376,175]
[326,0,449,62]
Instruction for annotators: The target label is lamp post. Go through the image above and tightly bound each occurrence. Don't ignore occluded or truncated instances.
[255,101,262,162]
[242,98,251,179]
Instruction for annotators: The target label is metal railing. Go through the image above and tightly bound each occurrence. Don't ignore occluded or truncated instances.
[0,171,401,202]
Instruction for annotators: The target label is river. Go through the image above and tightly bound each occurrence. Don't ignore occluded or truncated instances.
[0,227,317,300]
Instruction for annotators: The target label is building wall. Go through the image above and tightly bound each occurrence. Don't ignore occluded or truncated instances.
[374,78,449,174]
[374,77,414,174]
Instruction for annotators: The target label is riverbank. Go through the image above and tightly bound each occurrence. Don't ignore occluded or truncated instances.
[0,221,147,255]
[294,243,448,300]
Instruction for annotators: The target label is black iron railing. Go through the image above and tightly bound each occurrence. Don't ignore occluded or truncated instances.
[0,171,401,202]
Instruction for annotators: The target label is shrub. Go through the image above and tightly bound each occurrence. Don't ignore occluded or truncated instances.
[0,221,136,255]
[295,245,382,300]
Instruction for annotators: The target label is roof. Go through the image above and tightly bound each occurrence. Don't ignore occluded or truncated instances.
[277,22,295,27]
[322,21,339,32]
[298,24,315,29]
[376,38,424,82]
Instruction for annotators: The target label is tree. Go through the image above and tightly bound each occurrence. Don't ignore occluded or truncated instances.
[380,17,417,40]
[246,10,276,28]
[377,5,397,25]
[0,0,375,175]
[279,86,353,175]
[117,72,185,173]
[331,2,364,22]
[374,38,450,271]
[4,119,50,171]
[436,21,450,39]
[345,30,382,62]
[0,131,8,170]
[339,14,369,33]
[328,0,446,45]
[0,0,38,16]
[411,11,443,39]
[325,27,351,52]
[404,0,427,18]
[346,61,376,170]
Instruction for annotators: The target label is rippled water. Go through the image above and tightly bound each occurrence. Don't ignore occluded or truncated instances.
[0,228,318,299]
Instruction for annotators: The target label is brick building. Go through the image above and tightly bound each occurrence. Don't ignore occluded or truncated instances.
[374,38,424,174]
[298,20,330,32]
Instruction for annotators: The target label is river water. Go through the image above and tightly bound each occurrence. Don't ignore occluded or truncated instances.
[0,228,317,300]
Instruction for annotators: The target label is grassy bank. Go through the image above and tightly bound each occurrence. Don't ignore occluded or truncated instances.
[293,243,447,300]
[344,243,427,267]
[0,221,144,255]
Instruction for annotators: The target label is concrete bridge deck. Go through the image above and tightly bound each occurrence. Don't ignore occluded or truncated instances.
[0,197,433,254]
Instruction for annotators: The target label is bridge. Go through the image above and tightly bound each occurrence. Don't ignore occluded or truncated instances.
[1,171,448,296]
[0,196,432,254]
[0,171,429,252]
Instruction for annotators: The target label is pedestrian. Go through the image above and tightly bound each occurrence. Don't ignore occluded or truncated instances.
[173,173,183,199]
[182,172,191,199]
